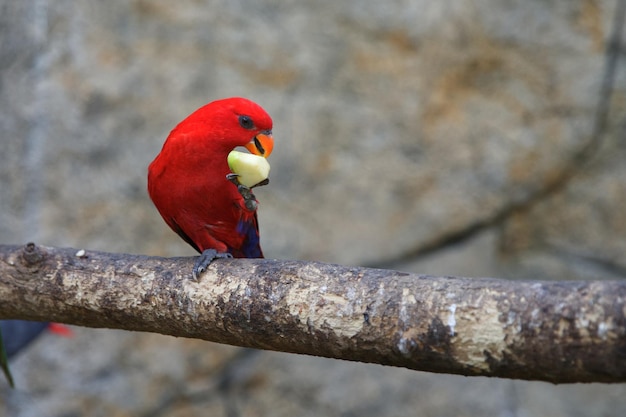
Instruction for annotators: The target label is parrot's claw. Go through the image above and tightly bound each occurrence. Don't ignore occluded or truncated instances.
[226,173,259,211]
[192,249,233,280]
[226,173,240,183]
[227,173,269,189]
[252,178,270,188]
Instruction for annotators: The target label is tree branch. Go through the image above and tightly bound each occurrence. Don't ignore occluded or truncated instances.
[1,243,625,383]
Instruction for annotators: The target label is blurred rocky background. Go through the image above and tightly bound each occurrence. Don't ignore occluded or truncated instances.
[1,0,625,415]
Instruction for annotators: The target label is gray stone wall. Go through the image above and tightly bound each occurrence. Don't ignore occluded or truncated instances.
[1,1,625,415]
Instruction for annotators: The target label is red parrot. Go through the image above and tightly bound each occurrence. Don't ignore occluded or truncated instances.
[1,321,73,387]
[147,97,274,277]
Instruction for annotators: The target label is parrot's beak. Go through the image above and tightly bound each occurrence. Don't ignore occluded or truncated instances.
[245,131,274,158]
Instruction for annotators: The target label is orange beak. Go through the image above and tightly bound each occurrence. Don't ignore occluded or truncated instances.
[245,132,274,158]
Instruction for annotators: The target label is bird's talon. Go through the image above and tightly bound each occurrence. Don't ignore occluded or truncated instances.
[251,178,270,188]
[227,174,260,210]
[192,249,232,280]
[226,173,240,184]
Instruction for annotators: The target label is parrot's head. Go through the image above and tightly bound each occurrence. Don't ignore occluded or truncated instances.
[182,97,274,159]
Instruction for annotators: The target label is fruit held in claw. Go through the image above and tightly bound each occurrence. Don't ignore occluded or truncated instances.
[227,150,270,188]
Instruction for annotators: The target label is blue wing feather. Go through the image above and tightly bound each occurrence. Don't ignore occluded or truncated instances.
[232,213,263,258]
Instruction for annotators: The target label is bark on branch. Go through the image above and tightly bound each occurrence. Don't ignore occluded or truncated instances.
[1,243,625,383]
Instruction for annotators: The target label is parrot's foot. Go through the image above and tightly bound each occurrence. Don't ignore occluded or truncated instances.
[252,178,270,188]
[226,173,269,189]
[193,249,232,280]
[226,174,262,211]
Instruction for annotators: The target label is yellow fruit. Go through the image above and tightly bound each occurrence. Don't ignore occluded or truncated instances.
[227,150,271,188]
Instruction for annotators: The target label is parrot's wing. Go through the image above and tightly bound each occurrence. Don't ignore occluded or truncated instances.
[169,217,201,253]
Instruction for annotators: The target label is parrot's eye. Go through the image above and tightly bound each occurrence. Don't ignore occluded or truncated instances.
[238,115,254,130]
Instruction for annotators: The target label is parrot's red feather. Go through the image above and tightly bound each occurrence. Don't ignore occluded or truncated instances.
[147,97,272,258]
[47,323,74,337]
